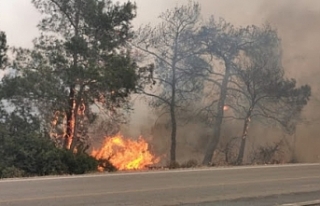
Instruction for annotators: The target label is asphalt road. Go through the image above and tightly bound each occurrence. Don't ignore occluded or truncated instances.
[0,164,320,206]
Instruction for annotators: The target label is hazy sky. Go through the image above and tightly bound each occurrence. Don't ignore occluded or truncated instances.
[0,0,268,48]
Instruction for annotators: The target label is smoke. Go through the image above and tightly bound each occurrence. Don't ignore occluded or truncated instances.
[126,0,320,163]
[258,0,320,80]
[1,0,314,164]
[1,0,317,164]
[257,0,320,162]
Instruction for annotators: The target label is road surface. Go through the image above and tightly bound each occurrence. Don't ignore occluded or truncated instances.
[0,164,320,206]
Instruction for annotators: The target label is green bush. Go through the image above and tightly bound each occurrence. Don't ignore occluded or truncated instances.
[0,132,100,177]
[0,166,25,178]
[62,151,99,174]
[37,149,69,176]
[0,107,102,178]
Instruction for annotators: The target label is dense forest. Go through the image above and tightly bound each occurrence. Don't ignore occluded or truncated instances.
[0,0,312,178]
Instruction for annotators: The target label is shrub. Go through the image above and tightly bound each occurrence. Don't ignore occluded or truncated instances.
[0,166,25,178]
[181,159,198,168]
[62,151,99,174]
[0,134,100,178]
[0,107,101,178]
[168,161,180,169]
[249,141,284,165]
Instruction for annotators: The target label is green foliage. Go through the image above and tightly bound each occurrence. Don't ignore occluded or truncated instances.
[60,150,98,174]
[0,106,101,178]
[1,167,25,178]
[28,0,139,105]
[1,0,141,149]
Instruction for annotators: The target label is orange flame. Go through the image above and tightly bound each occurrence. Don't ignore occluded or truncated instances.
[91,133,160,171]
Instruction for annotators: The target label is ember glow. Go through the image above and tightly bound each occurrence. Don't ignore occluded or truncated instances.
[91,133,160,171]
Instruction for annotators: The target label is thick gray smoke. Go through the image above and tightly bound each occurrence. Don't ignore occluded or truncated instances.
[257,0,320,162]
[121,0,320,163]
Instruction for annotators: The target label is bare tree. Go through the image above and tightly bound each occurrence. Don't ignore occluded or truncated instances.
[133,1,206,163]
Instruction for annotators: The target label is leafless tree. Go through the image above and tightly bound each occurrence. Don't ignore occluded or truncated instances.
[133,1,206,163]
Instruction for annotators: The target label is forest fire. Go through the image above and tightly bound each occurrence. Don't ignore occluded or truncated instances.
[91,134,160,171]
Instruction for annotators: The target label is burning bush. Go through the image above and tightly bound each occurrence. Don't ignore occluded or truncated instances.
[91,133,160,171]
[97,159,118,172]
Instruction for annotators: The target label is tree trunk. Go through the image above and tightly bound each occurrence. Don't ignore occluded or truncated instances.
[169,33,178,164]
[236,137,247,165]
[170,104,177,163]
[69,100,80,152]
[70,86,85,152]
[202,61,231,165]
[236,108,253,165]
[169,62,177,163]
[66,0,81,150]
[64,85,76,149]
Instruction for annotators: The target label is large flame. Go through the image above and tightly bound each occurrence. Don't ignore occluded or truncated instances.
[91,133,160,171]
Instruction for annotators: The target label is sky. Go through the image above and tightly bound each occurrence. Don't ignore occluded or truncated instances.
[0,0,268,48]
[0,1,319,52]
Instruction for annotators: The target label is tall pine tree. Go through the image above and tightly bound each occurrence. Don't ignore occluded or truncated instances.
[2,0,140,151]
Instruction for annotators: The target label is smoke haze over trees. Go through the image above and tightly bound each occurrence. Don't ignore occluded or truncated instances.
[132,1,311,165]
[0,0,318,176]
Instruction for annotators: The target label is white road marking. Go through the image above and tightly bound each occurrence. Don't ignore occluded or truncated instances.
[0,163,319,183]
[280,199,320,206]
